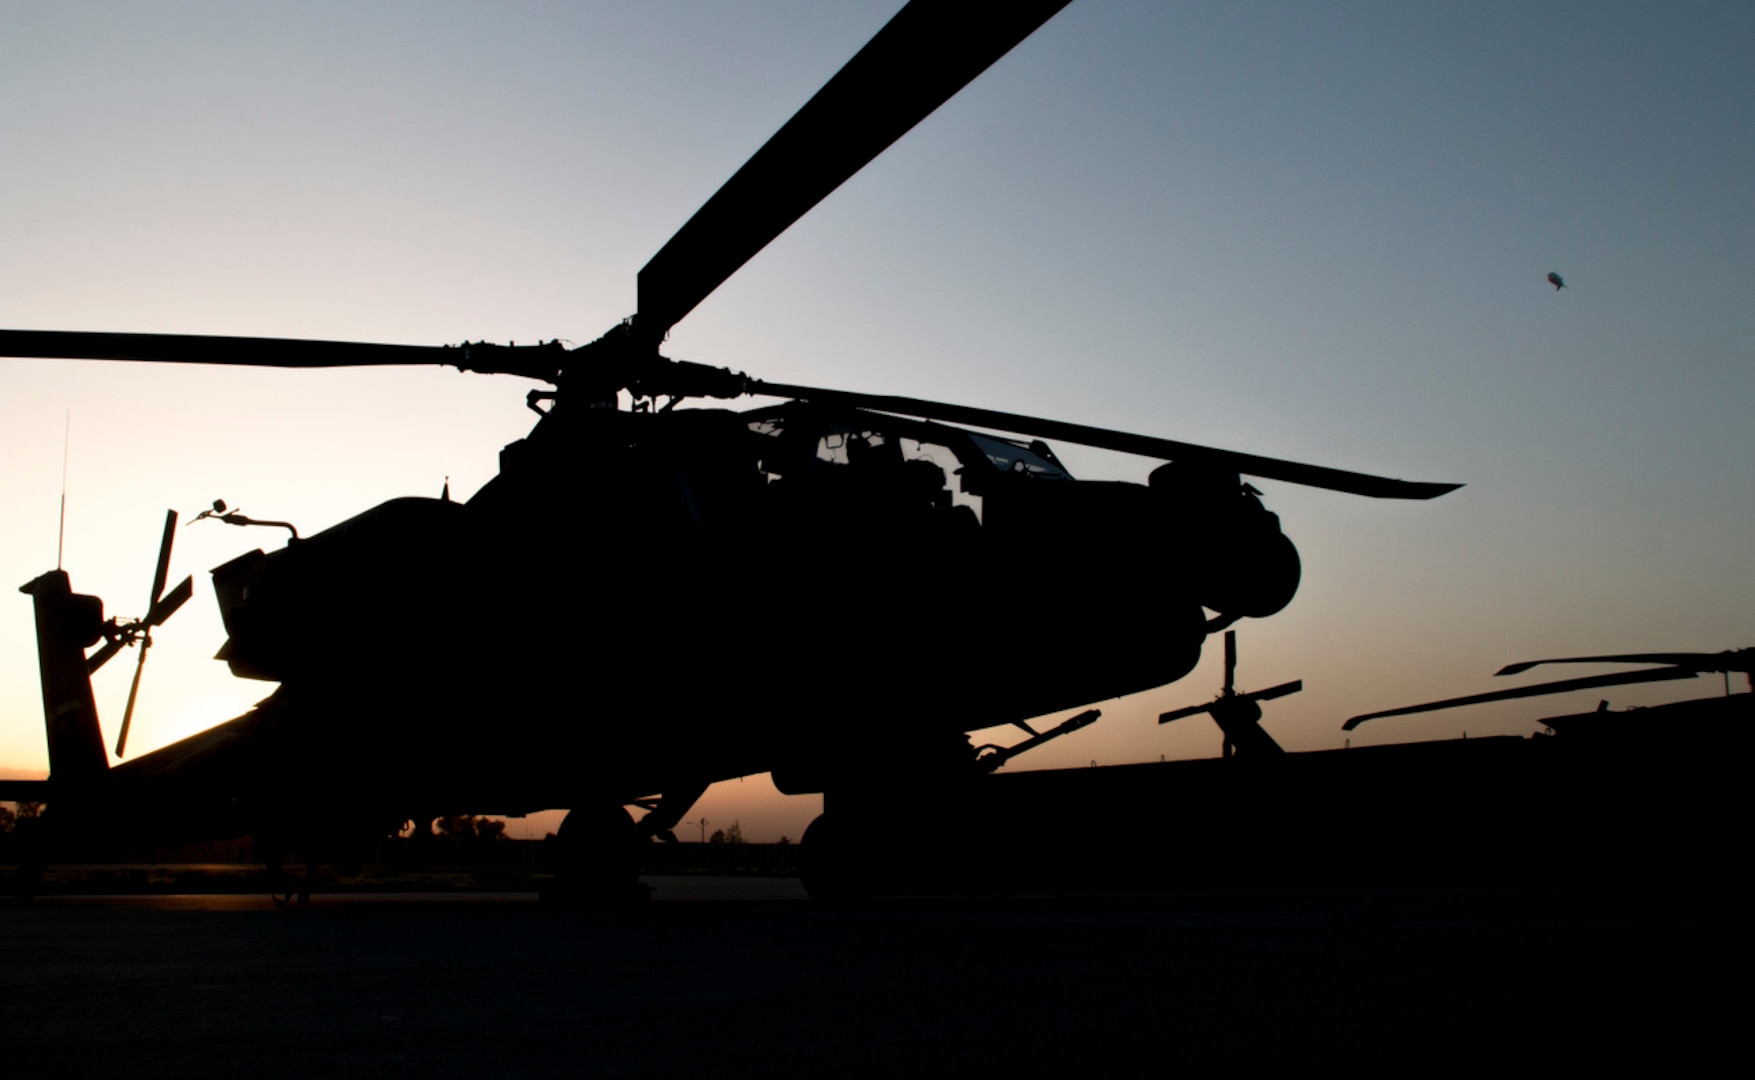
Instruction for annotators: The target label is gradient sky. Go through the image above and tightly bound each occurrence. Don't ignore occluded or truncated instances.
[3,1,1751,840]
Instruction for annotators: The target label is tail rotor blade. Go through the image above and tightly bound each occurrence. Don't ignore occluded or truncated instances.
[149,509,177,605]
[86,638,123,675]
[144,576,193,629]
[116,633,150,758]
[112,511,194,757]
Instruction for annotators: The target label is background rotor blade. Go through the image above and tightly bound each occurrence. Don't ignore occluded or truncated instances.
[635,0,1072,342]
[1158,701,1215,725]
[1223,630,1237,695]
[1496,649,1755,676]
[754,380,1461,499]
[148,509,177,606]
[1246,679,1304,704]
[1342,667,1699,730]
[0,330,568,381]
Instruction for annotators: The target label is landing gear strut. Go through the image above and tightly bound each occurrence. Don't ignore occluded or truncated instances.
[799,813,866,905]
[265,850,311,908]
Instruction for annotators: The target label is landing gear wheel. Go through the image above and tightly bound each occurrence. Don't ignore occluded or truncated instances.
[265,851,311,908]
[544,805,648,909]
[11,817,47,900]
[800,813,871,905]
[11,861,44,902]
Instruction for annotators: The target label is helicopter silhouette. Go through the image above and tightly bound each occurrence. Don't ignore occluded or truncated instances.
[1314,647,1753,886]
[1,1,1461,903]
[1342,648,1752,732]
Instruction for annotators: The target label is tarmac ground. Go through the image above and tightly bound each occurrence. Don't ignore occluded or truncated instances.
[0,878,1734,1077]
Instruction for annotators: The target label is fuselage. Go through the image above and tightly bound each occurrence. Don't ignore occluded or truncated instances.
[30,397,1303,850]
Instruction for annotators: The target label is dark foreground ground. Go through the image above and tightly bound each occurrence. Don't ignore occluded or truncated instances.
[0,880,1736,1078]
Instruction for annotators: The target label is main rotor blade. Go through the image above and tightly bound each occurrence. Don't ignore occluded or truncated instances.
[1496,649,1755,676]
[0,330,568,381]
[2,329,442,367]
[755,380,1461,499]
[148,509,177,606]
[1245,679,1303,704]
[1342,667,1698,731]
[635,0,1072,343]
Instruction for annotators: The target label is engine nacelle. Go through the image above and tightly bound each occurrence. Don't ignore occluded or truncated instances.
[1149,461,1302,619]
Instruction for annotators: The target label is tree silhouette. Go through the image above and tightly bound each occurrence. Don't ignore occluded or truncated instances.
[707,820,745,845]
[435,815,509,842]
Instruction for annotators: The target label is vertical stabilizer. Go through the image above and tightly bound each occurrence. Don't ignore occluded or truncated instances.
[19,570,109,782]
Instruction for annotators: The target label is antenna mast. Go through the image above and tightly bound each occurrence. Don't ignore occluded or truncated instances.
[57,411,70,569]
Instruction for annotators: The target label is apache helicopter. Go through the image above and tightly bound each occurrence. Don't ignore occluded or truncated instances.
[1,1,1460,901]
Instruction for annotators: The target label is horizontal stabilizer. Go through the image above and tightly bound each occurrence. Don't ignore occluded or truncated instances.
[0,779,51,801]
